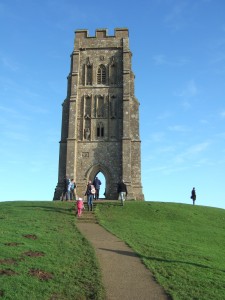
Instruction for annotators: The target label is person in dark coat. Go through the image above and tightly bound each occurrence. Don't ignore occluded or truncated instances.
[62,175,70,201]
[117,179,128,206]
[191,187,196,205]
[85,180,95,211]
[93,176,101,200]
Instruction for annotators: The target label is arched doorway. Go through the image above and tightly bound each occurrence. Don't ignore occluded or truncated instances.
[94,172,106,199]
[86,163,114,199]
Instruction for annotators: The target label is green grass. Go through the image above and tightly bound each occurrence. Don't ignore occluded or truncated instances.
[0,201,105,300]
[1,201,225,300]
[95,201,225,300]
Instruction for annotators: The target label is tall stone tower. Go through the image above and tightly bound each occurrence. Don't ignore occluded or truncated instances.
[53,28,144,200]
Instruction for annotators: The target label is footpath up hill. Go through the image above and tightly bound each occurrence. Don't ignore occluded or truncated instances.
[0,201,225,300]
[94,201,225,300]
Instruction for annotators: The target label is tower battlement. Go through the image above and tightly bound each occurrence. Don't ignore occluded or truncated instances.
[75,28,129,39]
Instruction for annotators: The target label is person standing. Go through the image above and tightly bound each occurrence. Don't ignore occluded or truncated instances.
[117,179,128,206]
[93,176,101,200]
[191,187,196,205]
[67,178,72,201]
[85,180,95,211]
[70,179,76,200]
[62,175,70,201]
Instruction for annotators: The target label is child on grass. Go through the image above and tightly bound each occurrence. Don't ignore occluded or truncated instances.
[76,197,84,217]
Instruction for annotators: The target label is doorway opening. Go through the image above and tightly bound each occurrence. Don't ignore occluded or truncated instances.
[95,172,106,199]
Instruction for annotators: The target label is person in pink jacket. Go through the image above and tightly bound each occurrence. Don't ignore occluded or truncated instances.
[76,197,84,217]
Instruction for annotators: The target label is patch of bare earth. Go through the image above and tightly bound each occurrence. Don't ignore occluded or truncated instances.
[0,269,17,276]
[0,290,4,297]
[4,242,24,246]
[23,251,45,257]
[0,258,18,265]
[29,269,53,281]
[23,234,37,240]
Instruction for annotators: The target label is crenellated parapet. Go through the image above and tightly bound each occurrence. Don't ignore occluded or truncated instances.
[75,28,128,39]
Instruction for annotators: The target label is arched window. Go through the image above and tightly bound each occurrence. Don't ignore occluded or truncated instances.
[97,122,104,137]
[97,65,106,84]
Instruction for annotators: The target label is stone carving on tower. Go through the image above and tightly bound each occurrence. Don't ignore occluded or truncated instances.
[53,28,144,200]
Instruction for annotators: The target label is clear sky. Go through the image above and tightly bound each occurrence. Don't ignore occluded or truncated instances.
[0,0,224,209]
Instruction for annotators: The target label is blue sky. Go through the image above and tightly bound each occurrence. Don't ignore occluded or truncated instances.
[0,0,224,209]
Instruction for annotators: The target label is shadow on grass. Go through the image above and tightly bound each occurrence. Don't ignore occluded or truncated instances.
[96,202,120,207]
[143,256,225,273]
[19,205,74,215]
[98,248,225,273]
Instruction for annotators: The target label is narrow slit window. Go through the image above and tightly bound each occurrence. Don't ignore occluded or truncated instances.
[87,65,92,85]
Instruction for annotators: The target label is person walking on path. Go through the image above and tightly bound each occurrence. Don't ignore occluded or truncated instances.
[117,179,128,206]
[85,180,95,211]
[76,197,84,217]
[191,187,196,205]
[93,176,101,200]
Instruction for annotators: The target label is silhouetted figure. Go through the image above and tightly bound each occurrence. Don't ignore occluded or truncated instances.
[93,176,101,200]
[191,187,196,205]
[62,175,70,201]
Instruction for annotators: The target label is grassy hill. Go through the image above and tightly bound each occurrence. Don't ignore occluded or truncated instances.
[0,201,105,300]
[95,201,225,300]
[1,201,225,300]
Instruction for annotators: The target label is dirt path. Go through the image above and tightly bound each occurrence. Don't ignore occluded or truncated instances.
[76,210,169,300]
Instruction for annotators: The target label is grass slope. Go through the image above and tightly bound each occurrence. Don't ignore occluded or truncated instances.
[0,201,105,300]
[95,201,225,300]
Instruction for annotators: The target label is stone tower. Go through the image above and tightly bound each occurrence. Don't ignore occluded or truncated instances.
[53,28,144,200]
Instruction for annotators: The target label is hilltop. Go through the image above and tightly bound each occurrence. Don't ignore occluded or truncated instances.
[0,201,225,299]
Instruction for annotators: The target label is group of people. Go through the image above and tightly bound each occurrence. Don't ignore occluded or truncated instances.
[62,176,76,201]
[75,181,96,217]
[84,176,102,211]
[77,177,127,216]
[63,175,196,217]
[76,177,102,217]
[62,175,102,217]
[62,175,102,202]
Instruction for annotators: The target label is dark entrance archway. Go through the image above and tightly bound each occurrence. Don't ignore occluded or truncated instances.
[85,163,116,199]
